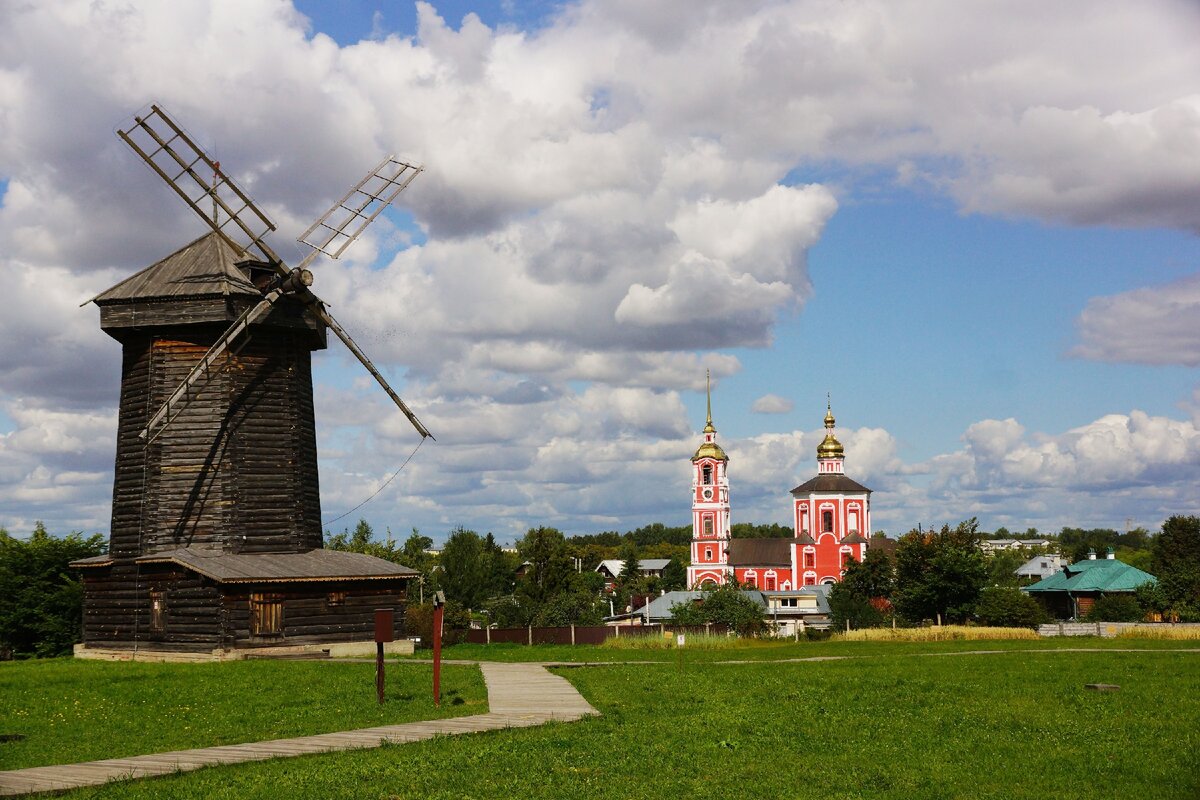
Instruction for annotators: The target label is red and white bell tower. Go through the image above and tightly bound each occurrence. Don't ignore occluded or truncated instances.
[687,371,731,588]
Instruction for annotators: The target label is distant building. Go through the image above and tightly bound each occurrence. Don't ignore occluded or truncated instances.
[1024,549,1156,619]
[1015,554,1067,582]
[686,376,870,589]
[629,587,832,632]
[980,538,1054,554]
[594,559,672,592]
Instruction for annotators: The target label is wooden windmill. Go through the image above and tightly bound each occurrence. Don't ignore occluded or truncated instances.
[73,105,430,658]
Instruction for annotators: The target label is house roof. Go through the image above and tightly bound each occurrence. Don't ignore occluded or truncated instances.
[790,474,871,495]
[728,538,791,567]
[91,232,260,305]
[595,558,672,577]
[77,548,418,583]
[632,590,769,621]
[1015,555,1066,577]
[1024,558,1156,594]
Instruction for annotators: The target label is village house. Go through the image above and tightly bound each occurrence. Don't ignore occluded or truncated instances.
[1024,549,1156,619]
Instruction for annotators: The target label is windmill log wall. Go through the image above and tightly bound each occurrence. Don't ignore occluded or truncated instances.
[107,324,322,557]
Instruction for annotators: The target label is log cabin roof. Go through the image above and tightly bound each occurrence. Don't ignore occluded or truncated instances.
[90,231,261,305]
[126,548,418,583]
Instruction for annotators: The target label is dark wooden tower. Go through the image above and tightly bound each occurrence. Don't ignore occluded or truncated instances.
[72,105,430,658]
[97,232,326,559]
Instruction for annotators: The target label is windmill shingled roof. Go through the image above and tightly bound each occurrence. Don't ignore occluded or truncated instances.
[91,231,260,304]
[124,548,417,583]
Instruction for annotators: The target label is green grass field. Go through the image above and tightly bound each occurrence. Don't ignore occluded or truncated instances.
[0,659,486,770]
[409,634,1199,663]
[18,642,1197,799]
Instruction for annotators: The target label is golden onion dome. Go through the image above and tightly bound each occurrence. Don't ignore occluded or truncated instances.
[816,433,844,459]
[817,398,844,459]
[693,440,728,462]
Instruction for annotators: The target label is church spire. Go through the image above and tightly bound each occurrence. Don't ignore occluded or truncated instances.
[703,369,715,433]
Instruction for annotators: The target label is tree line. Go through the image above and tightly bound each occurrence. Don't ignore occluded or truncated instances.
[3,514,1197,658]
[829,516,1200,629]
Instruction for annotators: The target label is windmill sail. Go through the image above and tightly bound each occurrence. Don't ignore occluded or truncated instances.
[119,104,431,443]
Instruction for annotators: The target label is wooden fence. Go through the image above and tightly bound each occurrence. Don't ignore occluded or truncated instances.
[464,623,729,646]
[1039,621,1200,638]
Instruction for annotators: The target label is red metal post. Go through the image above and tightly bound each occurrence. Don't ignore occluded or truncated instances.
[374,608,394,705]
[432,591,445,706]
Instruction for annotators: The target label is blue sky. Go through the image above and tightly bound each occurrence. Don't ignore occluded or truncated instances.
[2,1,1199,544]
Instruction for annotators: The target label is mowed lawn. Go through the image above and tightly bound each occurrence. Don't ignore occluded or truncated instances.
[0,659,487,770]
[53,646,1200,800]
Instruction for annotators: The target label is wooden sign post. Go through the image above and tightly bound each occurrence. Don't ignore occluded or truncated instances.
[432,591,446,707]
[374,608,394,704]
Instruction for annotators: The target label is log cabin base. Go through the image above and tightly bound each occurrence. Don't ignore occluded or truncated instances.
[73,639,415,662]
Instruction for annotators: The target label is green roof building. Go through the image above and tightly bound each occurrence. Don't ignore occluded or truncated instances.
[1024,549,1156,619]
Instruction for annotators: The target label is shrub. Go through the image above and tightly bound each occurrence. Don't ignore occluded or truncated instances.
[404,601,471,648]
[974,587,1046,628]
[1084,595,1144,622]
[0,524,106,658]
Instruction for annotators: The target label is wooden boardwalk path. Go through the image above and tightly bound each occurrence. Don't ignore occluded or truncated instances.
[0,662,597,797]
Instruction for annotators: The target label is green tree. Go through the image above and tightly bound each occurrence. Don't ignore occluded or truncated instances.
[1151,515,1200,619]
[616,538,641,583]
[439,526,486,608]
[480,533,515,598]
[828,582,884,629]
[1084,595,1144,622]
[661,558,687,591]
[986,549,1027,588]
[400,528,434,572]
[893,519,988,623]
[829,550,893,630]
[516,526,571,605]
[974,587,1045,628]
[326,519,395,560]
[669,582,765,636]
[0,523,106,658]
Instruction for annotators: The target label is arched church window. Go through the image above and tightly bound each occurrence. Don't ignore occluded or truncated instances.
[704,547,713,560]
[822,510,833,533]
[703,518,713,536]
[702,464,713,485]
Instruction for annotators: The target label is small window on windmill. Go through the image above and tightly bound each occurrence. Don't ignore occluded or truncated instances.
[327,591,347,608]
[149,591,166,633]
[250,593,284,636]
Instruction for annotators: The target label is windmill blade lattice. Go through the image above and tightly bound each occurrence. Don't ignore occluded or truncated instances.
[295,156,423,270]
[119,105,431,443]
[118,105,281,266]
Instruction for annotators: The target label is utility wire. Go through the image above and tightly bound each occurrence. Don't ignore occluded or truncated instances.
[322,437,426,527]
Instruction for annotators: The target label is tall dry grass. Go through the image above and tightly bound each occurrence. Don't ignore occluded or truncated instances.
[598,632,761,650]
[831,625,1039,642]
[1115,626,1200,640]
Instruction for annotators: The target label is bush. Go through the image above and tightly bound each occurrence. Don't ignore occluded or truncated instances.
[974,587,1046,628]
[404,601,471,648]
[0,524,105,658]
[1084,594,1144,623]
[828,583,885,630]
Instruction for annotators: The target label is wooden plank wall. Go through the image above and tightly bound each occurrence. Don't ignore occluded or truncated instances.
[83,568,408,651]
[107,324,323,559]
[222,585,408,648]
